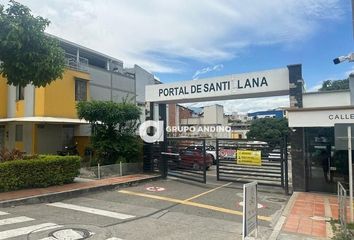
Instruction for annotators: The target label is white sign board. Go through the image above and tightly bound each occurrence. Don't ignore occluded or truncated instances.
[243,181,258,239]
[288,108,354,127]
[146,68,289,103]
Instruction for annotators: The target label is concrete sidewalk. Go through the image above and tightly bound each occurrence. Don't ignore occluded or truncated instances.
[0,174,160,207]
[275,191,352,239]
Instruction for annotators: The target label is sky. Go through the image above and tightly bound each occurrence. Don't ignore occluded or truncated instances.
[2,0,353,113]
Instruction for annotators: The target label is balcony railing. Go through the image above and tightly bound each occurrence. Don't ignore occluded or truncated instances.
[65,52,89,72]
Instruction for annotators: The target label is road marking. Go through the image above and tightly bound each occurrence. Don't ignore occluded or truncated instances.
[238,201,264,209]
[0,223,60,240]
[47,202,135,220]
[0,211,8,216]
[118,190,271,222]
[146,186,165,192]
[106,238,123,240]
[0,216,34,226]
[183,182,232,201]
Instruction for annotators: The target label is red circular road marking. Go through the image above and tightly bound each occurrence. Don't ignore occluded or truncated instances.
[146,186,166,192]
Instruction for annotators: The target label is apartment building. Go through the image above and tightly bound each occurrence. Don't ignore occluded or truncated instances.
[0,35,155,156]
[177,104,229,138]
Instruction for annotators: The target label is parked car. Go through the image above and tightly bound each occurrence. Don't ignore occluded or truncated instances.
[179,149,213,170]
[185,145,217,164]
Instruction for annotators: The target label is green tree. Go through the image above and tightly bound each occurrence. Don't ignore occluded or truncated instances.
[0,0,65,87]
[77,101,142,165]
[319,79,349,91]
[247,118,289,146]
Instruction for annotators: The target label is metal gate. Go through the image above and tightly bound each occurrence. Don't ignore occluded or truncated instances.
[144,137,289,192]
[143,138,209,183]
[164,138,208,183]
[216,138,289,193]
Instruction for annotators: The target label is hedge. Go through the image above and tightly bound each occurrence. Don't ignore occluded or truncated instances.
[0,155,81,192]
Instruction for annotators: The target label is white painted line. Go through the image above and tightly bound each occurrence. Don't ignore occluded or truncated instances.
[47,202,135,220]
[0,211,9,216]
[0,216,34,226]
[0,223,60,240]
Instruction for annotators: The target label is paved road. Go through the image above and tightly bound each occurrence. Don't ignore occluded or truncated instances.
[0,174,289,240]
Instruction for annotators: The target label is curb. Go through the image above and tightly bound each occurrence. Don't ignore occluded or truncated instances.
[0,175,162,208]
[268,192,298,240]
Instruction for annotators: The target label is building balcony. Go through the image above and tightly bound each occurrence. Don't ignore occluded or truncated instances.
[65,52,89,72]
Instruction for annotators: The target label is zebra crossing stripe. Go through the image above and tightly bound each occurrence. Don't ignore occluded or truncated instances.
[0,216,34,226]
[0,223,60,240]
[0,212,8,216]
[47,202,135,220]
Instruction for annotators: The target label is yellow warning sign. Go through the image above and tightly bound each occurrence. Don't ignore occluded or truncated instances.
[236,150,261,166]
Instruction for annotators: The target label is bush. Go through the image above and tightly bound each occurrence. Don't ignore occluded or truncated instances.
[0,155,80,192]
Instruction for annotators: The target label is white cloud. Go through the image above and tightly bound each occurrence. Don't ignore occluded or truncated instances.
[2,0,343,73]
[344,66,354,77]
[306,82,323,92]
[193,64,224,80]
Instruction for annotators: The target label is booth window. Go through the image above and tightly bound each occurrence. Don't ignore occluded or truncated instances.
[16,86,25,101]
[15,125,23,141]
[75,78,87,101]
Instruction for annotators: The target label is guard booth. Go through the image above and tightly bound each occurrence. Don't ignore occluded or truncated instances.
[142,64,303,193]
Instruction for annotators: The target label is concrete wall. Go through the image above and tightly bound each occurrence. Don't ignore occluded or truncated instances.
[303,91,350,108]
[204,105,226,125]
[4,122,32,153]
[180,117,203,125]
[131,65,155,104]
[24,85,35,117]
[7,85,16,118]
[88,65,135,103]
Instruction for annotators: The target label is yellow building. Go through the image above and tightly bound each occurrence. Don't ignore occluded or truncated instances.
[0,68,91,155]
[0,35,155,156]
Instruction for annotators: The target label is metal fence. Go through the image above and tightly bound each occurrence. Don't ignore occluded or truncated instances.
[65,52,89,72]
[79,162,143,179]
[216,138,288,192]
[338,182,347,233]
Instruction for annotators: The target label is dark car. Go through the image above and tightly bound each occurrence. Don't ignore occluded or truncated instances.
[179,149,213,170]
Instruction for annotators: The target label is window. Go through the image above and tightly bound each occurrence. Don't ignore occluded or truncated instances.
[16,86,25,101]
[75,78,87,101]
[15,125,23,141]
